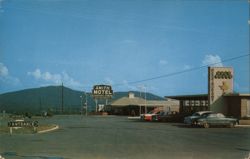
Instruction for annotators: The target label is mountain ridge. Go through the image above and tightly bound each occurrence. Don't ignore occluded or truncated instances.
[0,86,165,114]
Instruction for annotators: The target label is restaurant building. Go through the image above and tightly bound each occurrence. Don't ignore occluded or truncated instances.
[166,67,250,118]
[166,94,208,114]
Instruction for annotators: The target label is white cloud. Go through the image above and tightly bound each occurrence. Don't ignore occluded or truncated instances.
[0,62,20,86]
[28,69,82,88]
[0,0,4,12]
[104,77,114,85]
[43,71,61,83]
[28,69,62,84]
[137,84,146,91]
[202,54,223,67]
[136,84,156,95]
[62,72,82,88]
[0,62,8,77]
[122,80,137,91]
[2,76,20,86]
[27,69,41,79]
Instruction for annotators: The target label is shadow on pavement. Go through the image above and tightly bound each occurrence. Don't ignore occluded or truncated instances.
[171,124,200,128]
[2,151,65,159]
[235,148,250,152]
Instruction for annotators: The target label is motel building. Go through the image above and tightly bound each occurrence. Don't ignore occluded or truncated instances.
[166,67,250,118]
[110,92,179,116]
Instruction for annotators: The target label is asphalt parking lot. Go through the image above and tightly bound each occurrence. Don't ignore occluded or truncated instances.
[0,115,250,159]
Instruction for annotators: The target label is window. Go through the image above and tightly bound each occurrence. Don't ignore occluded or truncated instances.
[190,100,194,106]
[195,100,200,106]
[184,100,190,106]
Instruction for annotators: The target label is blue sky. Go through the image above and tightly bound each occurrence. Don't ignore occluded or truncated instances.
[0,0,249,96]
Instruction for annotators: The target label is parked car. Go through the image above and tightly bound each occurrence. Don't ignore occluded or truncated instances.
[184,111,213,126]
[197,113,239,128]
[143,110,162,121]
[151,111,165,121]
[140,113,145,120]
[155,111,184,122]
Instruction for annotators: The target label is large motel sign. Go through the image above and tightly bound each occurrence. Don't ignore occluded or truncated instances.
[92,85,113,99]
[208,67,233,114]
[92,85,113,112]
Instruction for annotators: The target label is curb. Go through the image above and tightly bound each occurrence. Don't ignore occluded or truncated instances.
[236,125,250,128]
[128,116,141,120]
[37,125,59,134]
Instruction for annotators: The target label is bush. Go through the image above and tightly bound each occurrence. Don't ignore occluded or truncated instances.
[24,112,32,119]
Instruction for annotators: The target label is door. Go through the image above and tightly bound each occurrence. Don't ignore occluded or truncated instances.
[246,100,250,117]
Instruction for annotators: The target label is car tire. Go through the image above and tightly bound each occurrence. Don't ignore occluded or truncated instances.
[193,121,198,126]
[203,122,209,128]
[229,122,235,128]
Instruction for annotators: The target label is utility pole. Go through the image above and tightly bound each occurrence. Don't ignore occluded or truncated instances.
[39,97,42,113]
[85,92,88,116]
[81,92,88,117]
[144,85,147,113]
[61,82,64,113]
[80,95,83,116]
[139,87,142,115]
[95,99,98,112]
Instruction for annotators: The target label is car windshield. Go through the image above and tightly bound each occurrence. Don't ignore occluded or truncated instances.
[207,114,217,118]
[156,111,161,114]
[147,111,154,114]
[192,113,200,116]
[201,113,211,118]
[147,111,160,114]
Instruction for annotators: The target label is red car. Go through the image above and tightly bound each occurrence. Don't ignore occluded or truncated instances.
[144,110,162,121]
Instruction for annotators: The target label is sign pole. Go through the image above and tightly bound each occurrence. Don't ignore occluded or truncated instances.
[85,92,88,116]
[10,127,12,135]
[95,99,98,112]
[144,86,147,113]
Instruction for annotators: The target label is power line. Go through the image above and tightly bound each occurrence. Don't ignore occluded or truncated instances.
[58,53,249,92]
[113,53,250,87]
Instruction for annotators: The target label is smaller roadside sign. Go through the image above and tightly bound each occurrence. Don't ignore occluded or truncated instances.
[8,121,38,127]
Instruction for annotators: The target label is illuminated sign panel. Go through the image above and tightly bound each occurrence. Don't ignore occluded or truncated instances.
[214,71,233,79]
[92,85,113,99]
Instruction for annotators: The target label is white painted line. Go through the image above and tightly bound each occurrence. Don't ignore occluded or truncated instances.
[38,125,59,134]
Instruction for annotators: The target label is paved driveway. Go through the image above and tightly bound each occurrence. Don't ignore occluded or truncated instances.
[0,115,250,159]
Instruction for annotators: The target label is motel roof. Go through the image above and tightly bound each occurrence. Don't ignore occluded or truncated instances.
[111,96,179,107]
[165,93,250,100]
[165,94,208,100]
[223,93,250,97]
